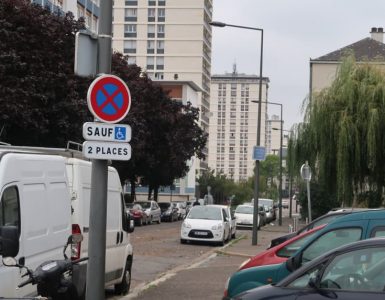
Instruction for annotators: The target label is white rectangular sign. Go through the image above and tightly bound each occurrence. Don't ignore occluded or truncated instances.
[83,122,131,142]
[83,141,131,161]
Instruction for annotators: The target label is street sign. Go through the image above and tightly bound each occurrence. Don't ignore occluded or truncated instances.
[300,162,312,181]
[87,74,131,123]
[83,122,131,142]
[252,146,266,161]
[83,141,131,160]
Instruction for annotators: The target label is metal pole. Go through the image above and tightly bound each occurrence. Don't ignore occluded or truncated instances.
[307,180,312,222]
[278,105,283,226]
[86,1,112,299]
[252,29,263,246]
[288,175,293,218]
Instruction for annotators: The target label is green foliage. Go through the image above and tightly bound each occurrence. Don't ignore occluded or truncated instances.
[290,56,385,207]
[298,182,338,220]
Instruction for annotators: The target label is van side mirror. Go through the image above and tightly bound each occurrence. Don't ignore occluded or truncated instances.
[123,213,135,233]
[0,226,19,257]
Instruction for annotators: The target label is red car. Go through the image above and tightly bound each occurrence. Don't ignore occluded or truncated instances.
[239,224,326,271]
[126,203,149,226]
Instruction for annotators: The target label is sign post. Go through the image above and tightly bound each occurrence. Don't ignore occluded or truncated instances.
[300,161,312,223]
[85,74,131,300]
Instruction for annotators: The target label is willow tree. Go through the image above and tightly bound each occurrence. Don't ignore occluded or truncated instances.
[290,56,385,207]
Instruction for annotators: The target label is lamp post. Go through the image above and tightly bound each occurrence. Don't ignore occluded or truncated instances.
[263,102,283,226]
[210,21,264,245]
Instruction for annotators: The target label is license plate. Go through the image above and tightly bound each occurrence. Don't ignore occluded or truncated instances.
[195,231,208,236]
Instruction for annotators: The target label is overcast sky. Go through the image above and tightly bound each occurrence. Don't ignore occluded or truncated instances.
[211,0,385,129]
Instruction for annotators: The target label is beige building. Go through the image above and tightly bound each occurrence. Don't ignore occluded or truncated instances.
[209,69,269,182]
[266,114,282,155]
[112,0,212,170]
[310,27,385,93]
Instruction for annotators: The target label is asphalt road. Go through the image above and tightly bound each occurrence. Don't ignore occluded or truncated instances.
[107,207,295,299]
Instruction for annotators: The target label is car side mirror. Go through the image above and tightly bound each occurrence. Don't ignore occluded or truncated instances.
[286,253,301,272]
[124,213,135,233]
[0,226,19,257]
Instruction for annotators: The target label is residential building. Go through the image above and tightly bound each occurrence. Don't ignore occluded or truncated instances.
[112,0,213,171]
[310,27,385,93]
[209,68,269,182]
[265,114,282,155]
[31,0,99,32]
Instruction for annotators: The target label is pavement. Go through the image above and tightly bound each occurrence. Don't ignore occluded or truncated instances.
[123,212,303,300]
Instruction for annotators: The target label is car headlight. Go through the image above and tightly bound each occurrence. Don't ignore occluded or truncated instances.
[212,223,223,230]
[182,222,191,228]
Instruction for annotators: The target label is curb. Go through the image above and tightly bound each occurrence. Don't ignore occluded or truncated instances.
[122,234,246,299]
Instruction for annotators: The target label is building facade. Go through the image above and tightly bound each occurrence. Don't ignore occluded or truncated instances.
[112,0,213,170]
[208,70,269,182]
[32,0,99,32]
[265,114,282,155]
[310,27,385,93]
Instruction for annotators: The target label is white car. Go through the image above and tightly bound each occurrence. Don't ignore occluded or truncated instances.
[174,201,187,219]
[234,204,260,229]
[180,205,231,245]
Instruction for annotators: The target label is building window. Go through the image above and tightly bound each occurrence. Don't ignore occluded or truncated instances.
[125,0,137,5]
[148,8,156,22]
[157,40,164,54]
[125,8,137,21]
[158,8,165,22]
[148,0,156,5]
[148,24,155,38]
[147,40,155,54]
[157,24,165,38]
[147,56,154,70]
[156,57,164,70]
[126,56,136,65]
[155,72,164,79]
[124,24,137,37]
[124,40,136,53]
[158,0,165,5]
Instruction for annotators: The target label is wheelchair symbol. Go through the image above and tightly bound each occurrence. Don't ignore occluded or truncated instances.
[115,127,126,140]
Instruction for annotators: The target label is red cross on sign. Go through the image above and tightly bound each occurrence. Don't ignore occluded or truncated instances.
[87,74,131,123]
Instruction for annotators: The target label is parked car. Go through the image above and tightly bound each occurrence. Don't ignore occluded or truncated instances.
[259,199,276,221]
[217,205,237,239]
[281,199,289,209]
[230,238,385,300]
[238,224,326,271]
[234,204,260,229]
[175,201,187,219]
[180,205,231,245]
[135,200,161,224]
[258,206,267,227]
[159,202,178,222]
[126,203,149,226]
[224,209,385,299]
[268,210,365,248]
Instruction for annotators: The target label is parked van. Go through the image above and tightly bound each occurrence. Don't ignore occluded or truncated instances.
[0,145,134,298]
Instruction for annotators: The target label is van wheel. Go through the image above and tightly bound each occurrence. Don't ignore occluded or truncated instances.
[114,258,132,295]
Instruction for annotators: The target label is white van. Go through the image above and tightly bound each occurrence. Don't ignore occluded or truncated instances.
[0,145,134,298]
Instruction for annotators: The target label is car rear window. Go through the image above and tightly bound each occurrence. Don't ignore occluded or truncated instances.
[235,206,253,214]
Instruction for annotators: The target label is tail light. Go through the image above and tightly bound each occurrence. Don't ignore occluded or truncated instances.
[71,224,83,260]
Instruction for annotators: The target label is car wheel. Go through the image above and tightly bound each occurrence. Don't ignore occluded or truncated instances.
[157,216,161,224]
[180,238,187,244]
[138,218,143,226]
[114,258,132,295]
[231,231,236,239]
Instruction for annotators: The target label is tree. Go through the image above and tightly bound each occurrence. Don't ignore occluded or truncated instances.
[0,0,91,146]
[290,56,385,207]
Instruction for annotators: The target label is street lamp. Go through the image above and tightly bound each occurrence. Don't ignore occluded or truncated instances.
[210,21,264,245]
[261,102,283,226]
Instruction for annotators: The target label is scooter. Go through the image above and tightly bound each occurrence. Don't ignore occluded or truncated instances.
[2,235,87,300]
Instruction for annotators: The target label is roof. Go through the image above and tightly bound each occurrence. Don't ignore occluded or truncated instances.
[312,37,385,62]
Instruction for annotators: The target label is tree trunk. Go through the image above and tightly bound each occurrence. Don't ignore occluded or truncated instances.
[130,178,136,201]
[148,185,153,200]
[154,185,159,202]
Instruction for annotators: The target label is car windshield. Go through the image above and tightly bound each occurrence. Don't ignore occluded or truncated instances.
[136,202,151,209]
[188,206,222,220]
[235,206,253,214]
[259,199,273,207]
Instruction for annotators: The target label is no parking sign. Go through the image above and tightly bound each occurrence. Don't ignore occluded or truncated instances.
[87,74,131,123]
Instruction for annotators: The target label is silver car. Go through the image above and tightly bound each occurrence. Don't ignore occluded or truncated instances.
[135,201,161,224]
